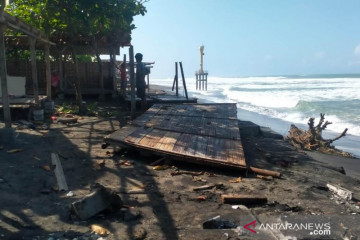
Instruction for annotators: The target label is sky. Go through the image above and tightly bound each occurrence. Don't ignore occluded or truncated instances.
[128,0,360,78]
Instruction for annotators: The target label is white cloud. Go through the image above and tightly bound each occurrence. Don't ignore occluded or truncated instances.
[354,44,360,55]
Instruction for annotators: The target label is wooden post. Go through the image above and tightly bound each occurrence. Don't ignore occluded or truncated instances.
[29,37,39,107]
[59,59,64,91]
[129,46,136,118]
[147,74,150,93]
[195,73,198,90]
[205,74,208,91]
[122,54,126,96]
[172,74,176,91]
[175,62,178,96]
[179,62,188,99]
[44,43,51,100]
[110,46,117,94]
[0,23,11,128]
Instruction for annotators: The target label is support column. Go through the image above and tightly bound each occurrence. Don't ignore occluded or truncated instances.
[129,46,135,118]
[29,37,39,106]
[44,43,51,100]
[0,23,11,128]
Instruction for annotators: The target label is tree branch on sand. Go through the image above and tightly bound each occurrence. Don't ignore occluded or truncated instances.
[286,113,352,157]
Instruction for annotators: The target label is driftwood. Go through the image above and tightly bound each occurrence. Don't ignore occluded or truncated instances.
[286,113,352,157]
[221,194,267,205]
[250,166,281,178]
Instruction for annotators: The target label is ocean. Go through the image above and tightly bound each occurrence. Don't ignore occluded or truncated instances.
[151,74,360,157]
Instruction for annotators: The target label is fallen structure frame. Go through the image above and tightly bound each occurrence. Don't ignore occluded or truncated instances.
[105,103,246,170]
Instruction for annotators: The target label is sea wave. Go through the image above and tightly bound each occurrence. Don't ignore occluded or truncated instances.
[152,76,360,137]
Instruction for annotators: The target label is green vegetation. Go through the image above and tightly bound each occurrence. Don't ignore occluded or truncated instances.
[56,102,120,118]
[6,0,147,114]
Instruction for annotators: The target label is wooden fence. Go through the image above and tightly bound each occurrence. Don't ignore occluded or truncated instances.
[6,60,113,95]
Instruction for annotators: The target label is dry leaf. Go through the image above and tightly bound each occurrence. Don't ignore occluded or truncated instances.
[205,172,216,177]
[197,196,206,200]
[41,165,51,171]
[153,165,170,170]
[192,176,207,183]
[229,177,242,183]
[91,224,110,236]
[115,160,132,166]
[123,161,132,166]
[52,185,59,192]
[33,156,41,161]
[7,149,22,153]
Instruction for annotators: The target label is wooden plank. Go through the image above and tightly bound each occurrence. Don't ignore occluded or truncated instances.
[221,194,267,205]
[143,103,238,120]
[138,129,165,148]
[105,125,138,142]
[173,133,192,154]
[154,131,181,151]
[51,153,68,191]
[125,127,152,144]
[193,135,208,158]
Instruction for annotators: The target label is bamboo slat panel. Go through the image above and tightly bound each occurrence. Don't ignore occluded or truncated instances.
[105,103,246,169]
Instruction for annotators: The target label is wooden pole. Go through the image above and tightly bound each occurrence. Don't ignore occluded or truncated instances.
[195,73,198,90]
[175,62,178,96]
[129,46,136,118]
[122,54,126,96]
[44,43,51,100]
[0,23,11,128]
[29,37,39,107]
[172,74,176,91]
[250,166,281,178]
[179,62,188,99]
[147,74,150,93]
[221,194,267,205]
[110,46,117,94]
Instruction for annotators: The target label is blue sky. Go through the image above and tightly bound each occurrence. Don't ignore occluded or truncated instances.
[129,0,360,78]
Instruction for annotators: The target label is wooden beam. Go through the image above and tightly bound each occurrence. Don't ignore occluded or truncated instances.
[29,37,39,106]
[250,166,281,178]
[179,62,188,99]
[0,23,11,127]
[51,153,68,191]
[221,194,268,205]
[129,45,135,118]
[0,11,55,45]
[175,62,178,96]
[44,43,51,100]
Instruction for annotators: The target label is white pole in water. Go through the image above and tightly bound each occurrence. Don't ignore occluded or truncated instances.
[199,45,204,74]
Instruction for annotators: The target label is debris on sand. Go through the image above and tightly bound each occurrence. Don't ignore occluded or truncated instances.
[71,183,122,220]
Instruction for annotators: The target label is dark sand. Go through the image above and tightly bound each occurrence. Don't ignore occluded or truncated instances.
[0,95,359,239]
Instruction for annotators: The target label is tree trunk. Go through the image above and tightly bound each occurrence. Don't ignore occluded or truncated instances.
[286,113,351,157]
[70,46,86,115]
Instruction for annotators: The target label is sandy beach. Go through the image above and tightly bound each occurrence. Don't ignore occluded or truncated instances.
[0,86,360,239]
